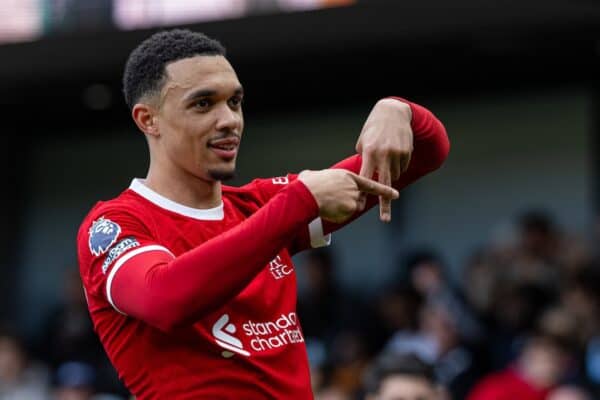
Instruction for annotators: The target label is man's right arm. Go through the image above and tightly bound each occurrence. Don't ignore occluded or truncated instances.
[79,174,396,333]
[80,181,318,333]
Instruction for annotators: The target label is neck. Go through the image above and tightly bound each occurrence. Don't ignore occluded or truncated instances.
[144,158,222,209]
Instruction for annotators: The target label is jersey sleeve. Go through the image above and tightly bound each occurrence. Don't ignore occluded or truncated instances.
[77,207,175,313]
[248,174,332,253]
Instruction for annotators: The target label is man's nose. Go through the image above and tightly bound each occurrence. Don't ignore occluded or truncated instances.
[215,103,241,132]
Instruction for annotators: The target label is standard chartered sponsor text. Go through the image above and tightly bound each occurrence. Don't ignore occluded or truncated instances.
[242,312,304,351]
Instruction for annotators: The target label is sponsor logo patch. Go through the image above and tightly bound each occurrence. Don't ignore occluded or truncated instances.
[212,312,304,358]
[101,237,140,274]
[212,314,250,358]
[88,217,121,257]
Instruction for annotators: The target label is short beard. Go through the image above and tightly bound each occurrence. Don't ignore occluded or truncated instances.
[208,168,236,182]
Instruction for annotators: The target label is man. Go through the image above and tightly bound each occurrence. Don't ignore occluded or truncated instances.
[364,353,446,400]
[76,29,449,399]
[467,331,573,400]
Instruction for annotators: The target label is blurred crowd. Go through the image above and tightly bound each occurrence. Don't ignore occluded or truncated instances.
[1,209,599,400]
[0,269,129,400]
[303,209,599,400]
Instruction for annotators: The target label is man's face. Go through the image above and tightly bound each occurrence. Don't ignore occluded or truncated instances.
[154,55,244,181]
[375,375,438,400]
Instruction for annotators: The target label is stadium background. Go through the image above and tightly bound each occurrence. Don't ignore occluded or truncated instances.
[0,1,599,399]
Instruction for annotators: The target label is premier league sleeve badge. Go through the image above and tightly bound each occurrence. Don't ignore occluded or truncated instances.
[88,217,122,257]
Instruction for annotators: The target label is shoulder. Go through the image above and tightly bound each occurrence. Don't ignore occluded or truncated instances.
[77,192,158,294]
[77,192,151,261]
[78,191,146,235]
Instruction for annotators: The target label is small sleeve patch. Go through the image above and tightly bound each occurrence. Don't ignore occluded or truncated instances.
[88,217,121,257]
[101,237,140,274]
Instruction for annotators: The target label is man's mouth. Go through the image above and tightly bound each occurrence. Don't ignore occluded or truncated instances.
[207,137,240,159]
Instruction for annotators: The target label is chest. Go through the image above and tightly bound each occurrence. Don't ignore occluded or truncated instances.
[145,200,298,315]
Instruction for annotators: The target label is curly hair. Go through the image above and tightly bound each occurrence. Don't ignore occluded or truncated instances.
[122,29,226,109]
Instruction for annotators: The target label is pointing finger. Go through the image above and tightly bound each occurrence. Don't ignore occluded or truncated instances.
[351,173,399,200]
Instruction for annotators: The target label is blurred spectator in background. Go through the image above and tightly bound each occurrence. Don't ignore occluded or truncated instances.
[322,330,372,398]
[404,249,482,343]
[419,301,484,399]
[467,330,575,400]
[298,249,358,343]
[51,361,127,400]
[37,269,127,396]
[547,385,591,400]
[52,361,96,400]
[383,298,484,399]
[366,285,423,357]
[363,352,447,400]
[38,269,103,367]
[509,210,561,290]
[376,249,485,398]
[462,249,498,325]
[563,264,600,396]
[299,249,370,398]
[0,325,49,399]
[486,282,557,369]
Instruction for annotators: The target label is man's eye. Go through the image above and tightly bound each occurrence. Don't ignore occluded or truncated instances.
[194,99,211,109]
[229,97,243,107]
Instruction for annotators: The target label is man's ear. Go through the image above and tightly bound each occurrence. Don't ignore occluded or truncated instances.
[132,103,159,137]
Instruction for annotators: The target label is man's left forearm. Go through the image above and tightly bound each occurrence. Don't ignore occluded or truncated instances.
[323,98,450,234]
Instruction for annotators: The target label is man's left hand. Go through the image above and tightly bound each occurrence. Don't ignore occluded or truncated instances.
[355,98,413,222]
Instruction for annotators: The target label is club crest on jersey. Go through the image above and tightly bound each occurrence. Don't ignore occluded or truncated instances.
[88,217,121,257]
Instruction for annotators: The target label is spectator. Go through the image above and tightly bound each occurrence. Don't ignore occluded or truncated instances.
[467,331,574,400]
[462,249,498,323]
[369,285,424,357]
[298,249,360,343]
[487,282,557,369]
[504,210,561,291]
[37,269,127,396]
[547,385,591,400]
[38,269,103,367]
[53,361,96,400]
[363,352,447,400]
[0,325,49,400]
[52,361,127,400]
[404,249,483,342]
[419,302,485,400]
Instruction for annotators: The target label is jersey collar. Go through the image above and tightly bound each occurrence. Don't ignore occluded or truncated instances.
[129,178,224,221]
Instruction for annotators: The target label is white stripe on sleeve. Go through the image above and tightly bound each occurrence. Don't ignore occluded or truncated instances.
[105,244,175,315]
[309,217,331,248]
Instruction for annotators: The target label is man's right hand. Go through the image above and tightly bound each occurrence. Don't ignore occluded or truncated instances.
[298,169,399,224]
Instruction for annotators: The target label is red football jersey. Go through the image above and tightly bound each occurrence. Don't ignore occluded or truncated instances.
[76,98,450,399]
[77,175,328,399]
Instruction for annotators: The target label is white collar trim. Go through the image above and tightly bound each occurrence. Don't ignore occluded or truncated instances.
[129,178,224,221]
